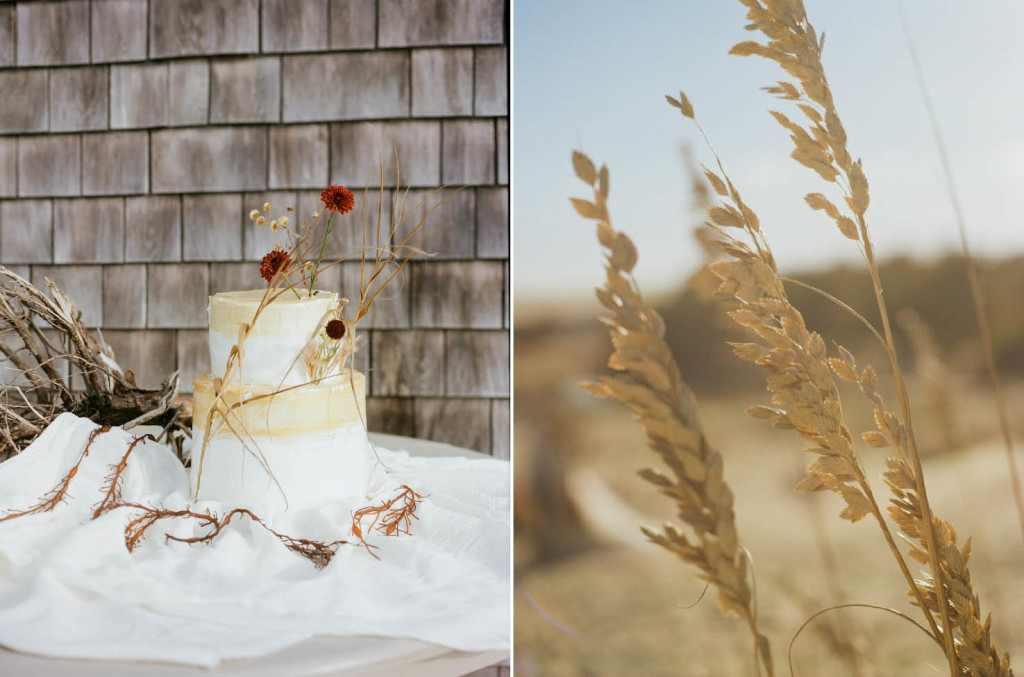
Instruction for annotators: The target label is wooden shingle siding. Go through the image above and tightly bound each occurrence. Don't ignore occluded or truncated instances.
[0,0,507,457]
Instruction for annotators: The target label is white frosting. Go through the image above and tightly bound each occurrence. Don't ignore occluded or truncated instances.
[209,330,313,387]
[191,424,372,514]
[206,290,339,387]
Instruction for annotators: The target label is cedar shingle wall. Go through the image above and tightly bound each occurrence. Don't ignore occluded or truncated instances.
[0,0,509,459]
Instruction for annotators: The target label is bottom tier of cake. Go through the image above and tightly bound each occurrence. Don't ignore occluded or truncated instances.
[190,371,371,513]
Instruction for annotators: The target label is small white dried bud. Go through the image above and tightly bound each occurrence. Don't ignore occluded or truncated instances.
[263,202,272,212]
[256,216,267,226]
[249,209,259,221]
[269,219,280,232]
[312,210,320,219]
[278,215,289,226]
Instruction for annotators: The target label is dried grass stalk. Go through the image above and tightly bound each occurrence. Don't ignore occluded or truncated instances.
[897,6,1024,546]
[669,0,1011,671]
[572,151,773,676]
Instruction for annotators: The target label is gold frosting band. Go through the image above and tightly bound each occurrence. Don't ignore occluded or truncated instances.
[192,370,366,438]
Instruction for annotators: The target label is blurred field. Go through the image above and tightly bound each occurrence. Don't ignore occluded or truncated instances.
[514,258,1024,675]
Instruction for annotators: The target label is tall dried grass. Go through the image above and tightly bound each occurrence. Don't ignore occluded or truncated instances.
[574,0,1014,673]
[572,153,773,676]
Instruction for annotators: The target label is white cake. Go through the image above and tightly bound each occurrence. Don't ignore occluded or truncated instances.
[190,290,372,513]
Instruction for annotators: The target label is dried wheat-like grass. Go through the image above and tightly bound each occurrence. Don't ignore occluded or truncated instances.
[669,0,1012,672]
[572,151,773,676]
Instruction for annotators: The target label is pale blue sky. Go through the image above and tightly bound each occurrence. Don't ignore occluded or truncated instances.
[514,0,1024,301]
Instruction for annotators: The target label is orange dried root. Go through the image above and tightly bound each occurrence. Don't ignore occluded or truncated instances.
[0,424,111,522]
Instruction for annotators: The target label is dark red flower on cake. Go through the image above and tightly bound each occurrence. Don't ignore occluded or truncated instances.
[320,185,355,214]
[325,319,346,340]
[259,250,291,282]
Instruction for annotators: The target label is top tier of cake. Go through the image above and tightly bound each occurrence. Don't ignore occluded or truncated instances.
[208,289,339,387]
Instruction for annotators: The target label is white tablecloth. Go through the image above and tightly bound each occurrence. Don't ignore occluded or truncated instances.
[0,414,510,674]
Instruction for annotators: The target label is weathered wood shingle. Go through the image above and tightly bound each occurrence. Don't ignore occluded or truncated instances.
[0,139,15,198]
[18,135,80,197]
[414,397,491,453]
[446,330,508,397]
[16,1,90,66]
[53,198,124,264]
[169,60,210,126]
[152,127,267,193]
[476,187,508,258]
[49,67,108,132]
[210,57,281,124]
[328,0,377,50]
[270,125,330,189]
[83,132,149,196]
[0,70,48,134]
[412,49,473,117]
[282,52,410,123]
[371,330,445,396]
[474,46,508,116]
[103,264,147,328]
[442,120,495,185]
[125,196,182,262]
[1,200,53,264]
[331,121,441,188]
[262,0,329,53]
[412,261,503,328]
[149,0,260,58]
[183,194,243,261]
[91,0,148,63]
[111,64,170,129]
[378,0,504,47]
[146,263,209,328]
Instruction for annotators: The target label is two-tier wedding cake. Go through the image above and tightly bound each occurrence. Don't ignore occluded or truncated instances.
[190,289,371,513]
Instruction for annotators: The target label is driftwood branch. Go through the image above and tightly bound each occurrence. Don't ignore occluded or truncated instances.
[0,267,188,459]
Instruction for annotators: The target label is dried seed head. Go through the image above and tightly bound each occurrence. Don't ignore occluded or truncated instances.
[325,319,346,340]
[256,216,267,226]
[249,209,259,221]
[279,215,289,226]
[263,202,272,212]
[269,220,279,232]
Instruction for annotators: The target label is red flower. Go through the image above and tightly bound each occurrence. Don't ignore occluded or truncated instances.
[321,185,355,214]
[259,250,291,282]
[325,319,346,340]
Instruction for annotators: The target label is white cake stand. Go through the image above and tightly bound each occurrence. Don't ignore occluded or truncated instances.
[0,434,510,677]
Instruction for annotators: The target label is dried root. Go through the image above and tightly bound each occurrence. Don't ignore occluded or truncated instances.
[351,485,427,558]
[2,423,424,570]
